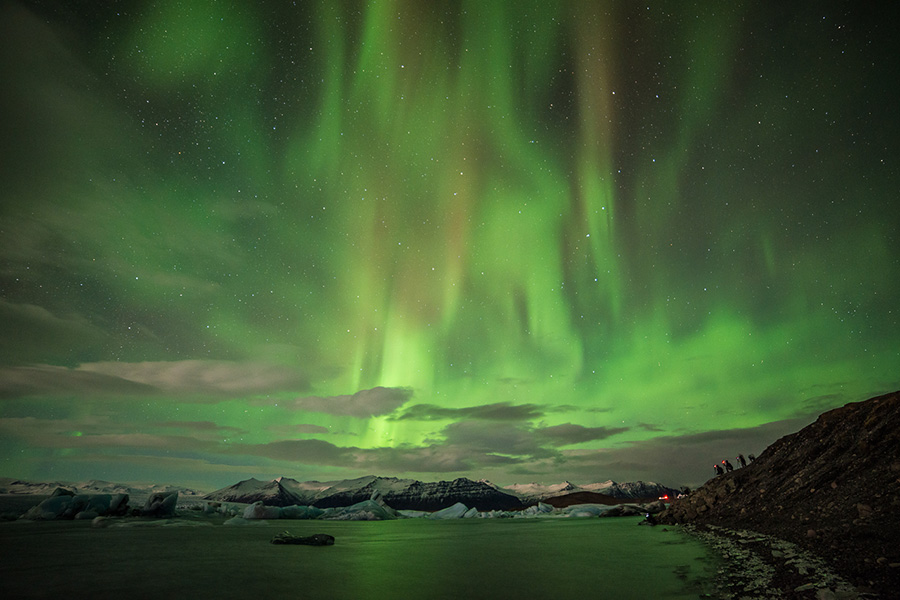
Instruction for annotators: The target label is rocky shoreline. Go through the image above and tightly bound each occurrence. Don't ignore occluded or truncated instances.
[659,391,899,598]
[681,523,879,599]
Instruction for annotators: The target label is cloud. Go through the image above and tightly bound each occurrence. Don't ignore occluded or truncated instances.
[283,386,413,417]
[268,423,331,436]
[236,436,528,475]
[154,421,245,434]
[227,419,629,476]
[0,301,108,366]
[80,360,309,396]
[0,416,216,452]
[391,401,547,421]
[535,423,629,446]
[0,360,309,400]
[0,365,157,399]
[636,422,664,432]
[433,421,558,460]
[239,438,351,463]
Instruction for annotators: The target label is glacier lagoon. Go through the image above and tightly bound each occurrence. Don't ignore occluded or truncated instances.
[0,516,719,599]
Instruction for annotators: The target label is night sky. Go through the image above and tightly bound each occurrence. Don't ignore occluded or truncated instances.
[1,0,898,491]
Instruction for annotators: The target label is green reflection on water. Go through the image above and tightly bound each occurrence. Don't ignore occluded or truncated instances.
[0,517,718,599]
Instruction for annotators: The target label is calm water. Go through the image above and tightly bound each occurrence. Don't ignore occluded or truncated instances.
[0,516,719,599]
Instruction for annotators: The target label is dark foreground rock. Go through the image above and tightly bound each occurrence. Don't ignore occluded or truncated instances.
[271,532,335,546]
[659,390,900,598]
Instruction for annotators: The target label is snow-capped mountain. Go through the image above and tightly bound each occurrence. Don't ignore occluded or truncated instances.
[584,480,679,500]
[206,475,525,511]
[4,474,678,511]
[0,478,71,496]
[0,477,205,500]
[503,481,580,500]
[204,477,306,507]
[503,480,678,502]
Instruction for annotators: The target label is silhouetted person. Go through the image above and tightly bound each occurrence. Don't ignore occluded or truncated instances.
[722,459,734,472]
[714,464,724,476]
[737,454,747,468]
[748,454,756,462]
[641,513,658,526]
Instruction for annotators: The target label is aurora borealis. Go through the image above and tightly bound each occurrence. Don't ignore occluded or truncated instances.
[1,0,898,490]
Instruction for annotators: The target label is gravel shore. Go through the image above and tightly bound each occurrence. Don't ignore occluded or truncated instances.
[681,524,881,599]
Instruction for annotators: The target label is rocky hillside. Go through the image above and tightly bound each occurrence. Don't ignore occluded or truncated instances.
[659,390,900,597]
[541,491,622,508]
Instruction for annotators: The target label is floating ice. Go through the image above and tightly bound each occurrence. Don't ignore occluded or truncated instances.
[428,502,471,519]
[243,501,282,520]
[519,502,555,517]
[280,504,325,519]
[563,504,612,518]
[322,498,398,520]
[22,490,130,520]
[140,491,178,517]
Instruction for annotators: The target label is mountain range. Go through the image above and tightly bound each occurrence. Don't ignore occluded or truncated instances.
[1,475,678,513]
[203,475,679,511]
[0,478,205,502]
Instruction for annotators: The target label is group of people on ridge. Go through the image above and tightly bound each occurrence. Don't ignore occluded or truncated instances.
[713,453,755,476]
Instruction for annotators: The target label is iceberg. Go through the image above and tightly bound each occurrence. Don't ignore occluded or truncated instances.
[519,502,555,517]
[563,504,612,518]
[22,489,131,520]
[140,491,178,517]
[322,498,398,521]
[428,502,471,519]
[243,501,282,520]
[280,504,324,520]
[203,501,242,517]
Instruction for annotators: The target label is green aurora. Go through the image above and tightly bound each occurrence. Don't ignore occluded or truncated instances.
[1,0,898,490]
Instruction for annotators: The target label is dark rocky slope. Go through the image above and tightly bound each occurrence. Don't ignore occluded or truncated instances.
[542,491,625,508]
[659,390,900,597]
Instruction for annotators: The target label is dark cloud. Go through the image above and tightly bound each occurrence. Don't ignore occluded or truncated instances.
[391,401,547,421]
[353,445,489,474]
[0,416,217,453]
[81,360,309,396]
[0,301,108,366]
[437,421,556,458]
[268,423,331,436]
[239,438,350,464]
[285,386,414,418]
[154,421,245,434]
[536,423,629,446]
[636,422,664,432]
[0,360,309,400]
[237,435,529,475]
[0,365,157,399]
[509,415,819,487]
